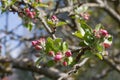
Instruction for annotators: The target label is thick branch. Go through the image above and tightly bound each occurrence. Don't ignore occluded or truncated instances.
[0,57,66,79]
[55,2,120,23]
[95,0,120,23]
[103,56,120,73]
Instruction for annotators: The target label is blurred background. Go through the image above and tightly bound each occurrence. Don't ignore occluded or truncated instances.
[0,0,120,80]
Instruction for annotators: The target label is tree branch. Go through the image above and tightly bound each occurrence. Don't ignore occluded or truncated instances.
[58,58,89,80]
[0,57,66,79]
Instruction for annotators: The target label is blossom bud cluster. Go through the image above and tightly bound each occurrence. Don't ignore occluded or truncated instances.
[32,37,73,66]
[80,12,90,20]
[51,15,59,23]
[32,38,45,50]
[48,50,72,66]
[25,8,36,19]
[93,29,112,48]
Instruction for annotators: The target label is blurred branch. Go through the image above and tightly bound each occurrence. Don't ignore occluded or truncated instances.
[55,1,120,23]
[0,56,89,80]
[92,68,113,80]
[95,0,120,23]
[0,56,66,79]
[103,56,120,73]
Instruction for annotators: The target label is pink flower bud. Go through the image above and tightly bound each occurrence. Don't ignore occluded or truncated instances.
[99,29,108,37]
[32,41,38,46]
[35,45,42,50]
[103,42,111,48]
[54,54,62,61]
[37,38,46,45]
[32,12,36,16]
[48,51,54,56]
[25,8,30,13]
[95,34,101,38]
[80,13,90,20]
[84,14,90,20]
[28,12,34,18]
[63,61,67,66]
[51,15,58,22]
[93,30,96,33]
[65,50,72,57]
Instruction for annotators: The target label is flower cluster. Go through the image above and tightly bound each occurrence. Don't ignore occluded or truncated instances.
[93,29,112,49]
[51,15,59,23]
[94,29,108,38]
[32,38,45,50]
[48,50,72,66]
[32,37,73,66]
[80,12,90,20]
[25,8,36,19]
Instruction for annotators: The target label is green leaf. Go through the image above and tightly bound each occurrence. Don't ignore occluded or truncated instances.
[96,44,104,52]
[54,38,62,44]
[9,0,17,6]
[75,6,88,14]
[35,57,42,65]
[83,32,94,45]
[83,50,93,58]
[96,53,103,60]
[38,3,48,8]
[67,57,73,65]
[62,42,68,52]
[79,20,92,33]
[108,35,113,41]
[56,21,66,27]
[47,60,55,67]
[45,37,54,53]
[24,22,33,31]
[54,38,62,51]
[79,41,88,46]
[73,31,84,39]
[47,20,55,26]
[45,37,63,53]
[95,24,103,31]
[83,40,89,46]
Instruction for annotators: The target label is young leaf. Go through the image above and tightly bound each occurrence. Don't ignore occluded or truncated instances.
[108,35,113,41]
[24,22,34,31]
[75,6,88,14]
[38,3,48,8]
[62,42,68,52]
[47,20,55,26]
[95,53,103,60]
[73,31,84,39]
[35,57,42,66]
[96,44,104,52]
[56,21,66,27]
[83,32,94,45]
[67,57,73,65]
[80,20,92,33]
[79,41,88,46]
[83,50,93,58]
[95,24,103,31]
[45,37,54,53]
